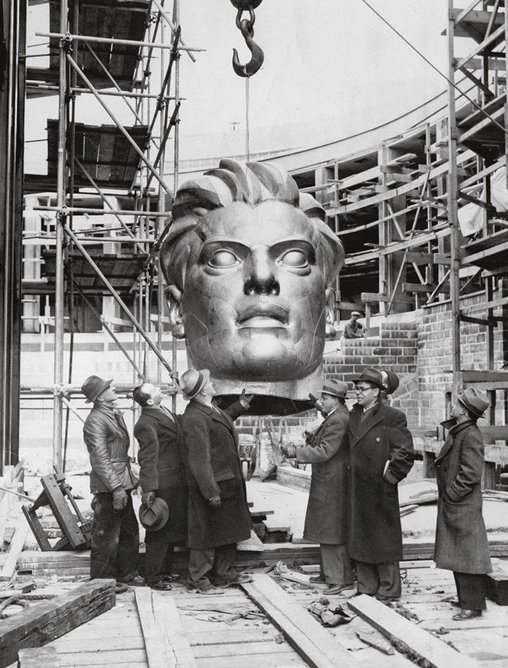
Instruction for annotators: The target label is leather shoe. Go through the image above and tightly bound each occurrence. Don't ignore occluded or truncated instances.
[326,582,355,595]
[452,609,482,621]
[449,600,461,608]
[309,575,326,584]
[149,579,172,591]
[375,594,400,602]
[118,574,145,587]
[115,582,129,594]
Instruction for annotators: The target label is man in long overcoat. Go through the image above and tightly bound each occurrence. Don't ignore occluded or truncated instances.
[348,367,414,600]
[82,375,141,591]
[133,382,188,590]
[434,387,492,620]
[180,368,252,592]
[283,378,353,594]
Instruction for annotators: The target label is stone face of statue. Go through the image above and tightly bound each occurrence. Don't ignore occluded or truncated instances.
[182,200,326,382]
[160,160,344,415]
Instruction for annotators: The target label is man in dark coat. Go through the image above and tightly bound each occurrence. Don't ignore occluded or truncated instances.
[434,387,492,620]
[82,375,141,592]
[283,378,353,594]
[180,368,252,592]
[348,367,414,600]
[133,382,188,590]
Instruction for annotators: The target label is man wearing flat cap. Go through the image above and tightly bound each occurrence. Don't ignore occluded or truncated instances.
[283,378,354,594]
[348,367,414,600]
[179,368,253,592]
[343,311,365,340]
[434,387,492,621]
[82,375,141,590]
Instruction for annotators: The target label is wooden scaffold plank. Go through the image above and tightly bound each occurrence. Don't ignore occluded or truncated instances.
[0,579,115,668]
[348,594,481,668]
[241,574,358,668]
[135,588,197,668]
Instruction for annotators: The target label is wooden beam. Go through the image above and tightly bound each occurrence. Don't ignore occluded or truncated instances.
[0,513,30,581]
[241,575,358,668]
[152,592,197,668]
[135,588,177,668]
[402,283,449,294]
[454,25,505,71]
[462,370,508,389]
[348,594,481,668]
[0,579,116,668]
[361,292,389,303]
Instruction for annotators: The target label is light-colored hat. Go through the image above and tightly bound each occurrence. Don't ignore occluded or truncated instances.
[351,311,362,317]
[322,379,349,398]
[457,387,490,419]
[179,368,210,399]
[139,497,169,532]
[352,367,384,389]
[81,375,113,403]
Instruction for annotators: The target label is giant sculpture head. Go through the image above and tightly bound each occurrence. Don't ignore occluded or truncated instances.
[160,160,344,415]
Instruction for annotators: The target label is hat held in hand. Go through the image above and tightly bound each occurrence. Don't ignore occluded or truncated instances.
[139,497,169,532]
[457,386,489,419]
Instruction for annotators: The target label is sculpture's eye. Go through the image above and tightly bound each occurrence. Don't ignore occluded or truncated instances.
[278,249,309,268]
[208,250,239,268]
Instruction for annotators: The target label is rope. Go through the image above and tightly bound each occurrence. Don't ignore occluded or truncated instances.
[359,0,508,138]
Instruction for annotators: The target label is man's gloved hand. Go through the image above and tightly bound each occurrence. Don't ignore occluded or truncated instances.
[239,388,254,407]
[208,494,221,508]
[142,491,156,508]
[281,444,297,459]
[112,487,128,511]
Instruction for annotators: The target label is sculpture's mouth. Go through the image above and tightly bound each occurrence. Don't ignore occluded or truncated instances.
[236,304,289,329]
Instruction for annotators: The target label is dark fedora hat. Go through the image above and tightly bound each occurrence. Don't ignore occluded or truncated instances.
[352,367,384,389]
[457,386,490,419]
[322,378,349,398]
[139,497,169,532]
[81,375,113,403]
[380,369,400,395]
[179,368,210,399]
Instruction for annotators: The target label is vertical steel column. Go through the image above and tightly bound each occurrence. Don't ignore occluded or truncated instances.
[447,0,462,395]
[171,0,181,410]
[0,0,25,473]
[53,0,69,472]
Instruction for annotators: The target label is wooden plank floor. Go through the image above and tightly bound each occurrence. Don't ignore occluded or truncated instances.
[7,562,508,666]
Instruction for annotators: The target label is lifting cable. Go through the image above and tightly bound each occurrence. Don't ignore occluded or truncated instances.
[359,0,508,139]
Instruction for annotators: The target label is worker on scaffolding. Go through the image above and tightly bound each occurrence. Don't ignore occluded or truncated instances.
[133,382,188,591]
[82,375,142,593]
[342,311,365,340]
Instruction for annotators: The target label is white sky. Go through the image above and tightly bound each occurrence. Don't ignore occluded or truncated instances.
[25,0,459,170]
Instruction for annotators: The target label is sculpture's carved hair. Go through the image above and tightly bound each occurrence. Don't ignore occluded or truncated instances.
[160,159,344,289]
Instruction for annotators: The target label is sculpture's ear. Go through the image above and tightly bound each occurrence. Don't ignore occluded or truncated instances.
[165,284,185,339]
[325,288,337,339]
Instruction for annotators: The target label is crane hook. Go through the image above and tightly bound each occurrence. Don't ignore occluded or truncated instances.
[231,8,264,78]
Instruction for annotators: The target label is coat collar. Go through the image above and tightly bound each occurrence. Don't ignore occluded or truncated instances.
[141,405,177,430]
[190,399,235,434]
[436,418,475,461]
[349,401,384,446]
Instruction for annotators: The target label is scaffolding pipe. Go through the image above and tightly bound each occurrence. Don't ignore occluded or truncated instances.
[151,0,197,62]
[62,223,172,375]
[53,0,69,474]
[66,53,173,198]
[37,31,203,53]
[447,0,462,395]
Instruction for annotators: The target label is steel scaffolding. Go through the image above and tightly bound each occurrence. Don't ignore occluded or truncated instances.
[22,0,201,471]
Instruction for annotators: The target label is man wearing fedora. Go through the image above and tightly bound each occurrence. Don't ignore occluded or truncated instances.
[133,382,188,591]
[179,368,252,592]
[283,378,354,594]
[82,375,141,590]
[348,367,414,601]
[434,387,492,620]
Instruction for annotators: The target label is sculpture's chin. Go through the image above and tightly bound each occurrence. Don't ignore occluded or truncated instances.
[216,394,315,417]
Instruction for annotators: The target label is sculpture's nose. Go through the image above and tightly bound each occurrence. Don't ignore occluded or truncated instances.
[244,246,279,296]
